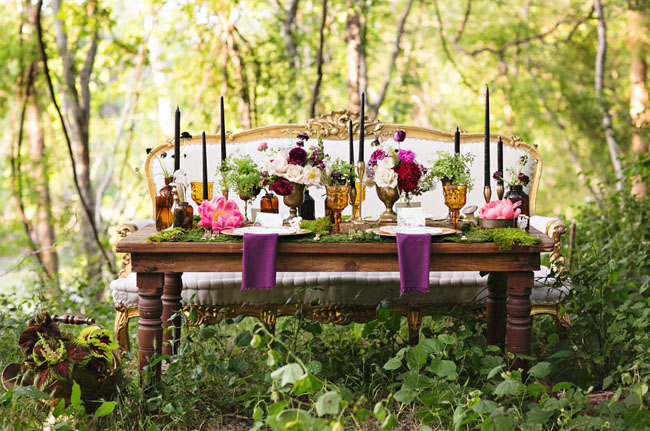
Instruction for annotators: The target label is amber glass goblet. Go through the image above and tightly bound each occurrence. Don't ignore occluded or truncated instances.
[190,182,214,206]
[442,184,467,230]
[326,185,350,234]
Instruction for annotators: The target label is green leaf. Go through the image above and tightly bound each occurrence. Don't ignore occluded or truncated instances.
[267,350,282,367]
[12,386,52,400]
[252,406,264,421]
[551,382,572,392]
[528,362,551,378]
[393,387,417,404]
[417,426,433,431]
[602,375,613,390]
[270,363,305,387]
[70,381,82,407]
[419,338,443,354]
[383,357,403,371]
[524,383,547,398]
[471,399,498,415]
[315,391,341,417]
[53,399,66,417]
[273,409,313,431]
[233,330,253,347]
[526,406,551,425]
[292,374,322,396]
[95,401,117,418]
[438,334,456,345]
[373,402,387,421]
[429,359,457,379]
[624,407,650,429]
[404,373,433,389]
[406,345,428,370]
[381,413,398,430]
[493,379,523,397]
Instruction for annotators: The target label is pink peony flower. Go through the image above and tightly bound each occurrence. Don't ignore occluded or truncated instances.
[198,196,244,232]
[478,198,522,220]
[397,149,416,163]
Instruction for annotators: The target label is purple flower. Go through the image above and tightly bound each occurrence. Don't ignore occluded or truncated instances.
[518,173,530,186]
[261,170,269,178]
[296,141,305,147]
[368,149,388,166]
[297,132,310,141]
[146,148,153,154]
[315,160,326,170]
[161,152,167,158]
[288,147,307,166]
[393,130,406,143]
[371,139,380,147]
[397,149,415,163]
[310,148,326,164]
[493,170,502,180]
[270,180,293,196]
[366,166,375,179]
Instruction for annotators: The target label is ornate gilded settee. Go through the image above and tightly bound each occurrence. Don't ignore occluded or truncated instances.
[111,111,569,351]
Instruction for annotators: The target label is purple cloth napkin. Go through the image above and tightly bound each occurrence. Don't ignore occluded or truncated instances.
[241,233,278,291]
[396,233,431,294]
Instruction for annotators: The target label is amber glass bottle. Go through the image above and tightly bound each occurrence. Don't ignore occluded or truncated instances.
[172,197,194,230]
[155,177,174,231]
[261,192,279,213]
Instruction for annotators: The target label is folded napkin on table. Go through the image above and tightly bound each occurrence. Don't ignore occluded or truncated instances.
[396,233,431,294]
[241,232,278,291]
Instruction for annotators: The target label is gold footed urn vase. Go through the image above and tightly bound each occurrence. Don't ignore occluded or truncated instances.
[326,185,349,234]
[283,182,305,220]
[442,184,467,229]
[376,186,399,221]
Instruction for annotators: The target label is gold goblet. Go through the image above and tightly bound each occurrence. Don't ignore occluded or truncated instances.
[283,182,305,220]
[190,182,214,206]
[326,185,350,234]
[376,186,399,221]
[442,184,467,229]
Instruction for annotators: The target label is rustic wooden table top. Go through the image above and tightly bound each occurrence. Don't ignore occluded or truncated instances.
[116,225,554,274]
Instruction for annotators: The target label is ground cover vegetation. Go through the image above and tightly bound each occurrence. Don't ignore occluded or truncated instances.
[1,0,650,429]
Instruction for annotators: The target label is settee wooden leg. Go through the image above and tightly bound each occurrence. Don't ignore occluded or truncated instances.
[114,306,139,353]
[137,272,164,378]
[486,272,507,350]
[261,307,277,336]
[162,272,183,356]
[407,308,423,345]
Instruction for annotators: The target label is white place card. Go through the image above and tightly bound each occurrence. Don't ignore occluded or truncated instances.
[255,212,284,228]
[397,207,426,227]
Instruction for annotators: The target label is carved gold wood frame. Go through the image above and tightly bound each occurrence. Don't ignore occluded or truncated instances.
[144,110,543,217]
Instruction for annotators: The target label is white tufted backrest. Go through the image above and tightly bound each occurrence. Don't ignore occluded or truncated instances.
[145,111,541,220]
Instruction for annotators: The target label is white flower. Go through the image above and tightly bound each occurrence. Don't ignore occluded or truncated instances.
[270,157,288,175]
[374,167,398,188]
[285,164,304,183]
[301,166,322,187]
[377,156,395,170]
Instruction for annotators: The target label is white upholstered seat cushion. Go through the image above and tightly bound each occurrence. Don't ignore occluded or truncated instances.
[111,267,568,309]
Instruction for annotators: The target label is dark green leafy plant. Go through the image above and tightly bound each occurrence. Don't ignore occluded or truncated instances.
[219,154,263,198]
[427,152,475,191]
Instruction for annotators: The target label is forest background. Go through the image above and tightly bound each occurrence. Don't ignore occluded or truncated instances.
[0,0,649,346]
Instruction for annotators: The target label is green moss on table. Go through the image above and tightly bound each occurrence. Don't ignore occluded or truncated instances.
[147,226,540,249]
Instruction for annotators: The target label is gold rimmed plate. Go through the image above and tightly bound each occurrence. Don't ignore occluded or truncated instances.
[369,227,456,237]
[221,227,312,236]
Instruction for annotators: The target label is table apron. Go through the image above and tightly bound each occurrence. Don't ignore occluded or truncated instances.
[131,252,540,273]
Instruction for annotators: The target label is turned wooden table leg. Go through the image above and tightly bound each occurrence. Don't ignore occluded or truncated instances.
[137,272,165,378]
[506,271,533,374]
[486,272,507,349]
[162,272,183,356]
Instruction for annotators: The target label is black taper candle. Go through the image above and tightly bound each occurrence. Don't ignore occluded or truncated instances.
[202,131,208,200]
[174,106,181,172]
[358,92,365,161]
[484,85,490,187]
[220,96,226,162]
[454,126,460,154]
[349,120,354,164]
[497,136,503,183]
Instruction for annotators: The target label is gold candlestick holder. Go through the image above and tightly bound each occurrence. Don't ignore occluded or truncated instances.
[483,185,492,204]
[496,182,504,200]
[352,161,366,224]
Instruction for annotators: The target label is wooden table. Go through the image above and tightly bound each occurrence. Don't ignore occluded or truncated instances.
[116,225,554,378]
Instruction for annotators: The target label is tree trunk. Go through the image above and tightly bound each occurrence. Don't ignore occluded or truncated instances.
[594,0,625,189]
[281,0,301,119]
[309,0,328,118]
[50,0,105,277]
[27,100,59,281]
[226,25,252,129]
[628,9,649,197]
[345,1,361,112]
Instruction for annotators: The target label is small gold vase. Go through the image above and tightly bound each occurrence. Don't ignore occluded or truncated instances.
[350,182,366,220]
[376,186,399,221]
[190,182,214,206]
[283,182,305,220]
[442,184,467,229]
[326,185,349,234]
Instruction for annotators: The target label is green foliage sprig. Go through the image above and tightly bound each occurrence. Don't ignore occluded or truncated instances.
[325,159,356,186]
[428,152,475,191]
[218,154,263,198]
